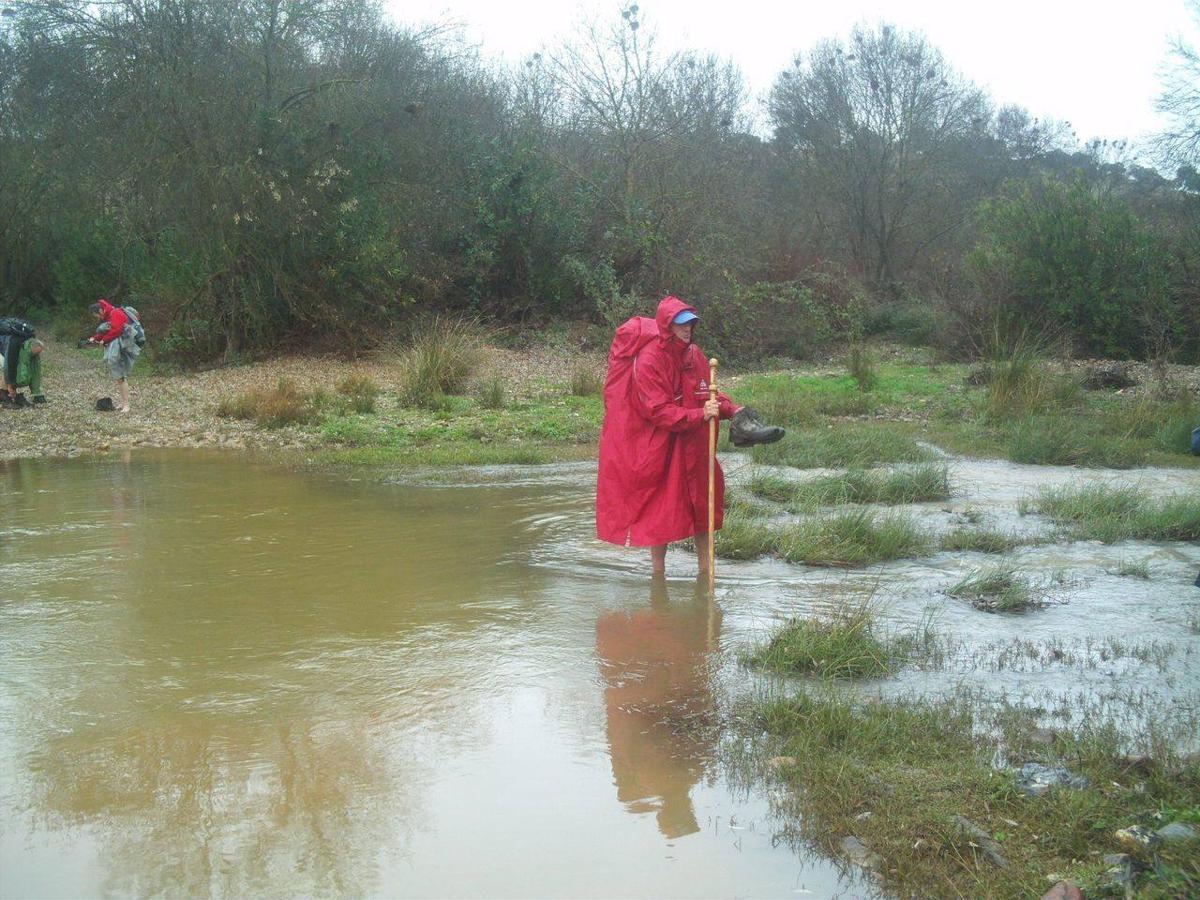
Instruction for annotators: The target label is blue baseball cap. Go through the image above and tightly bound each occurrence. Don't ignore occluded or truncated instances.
[672,310,699,325]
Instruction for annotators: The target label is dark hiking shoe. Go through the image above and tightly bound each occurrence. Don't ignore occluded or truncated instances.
[32,395,46,404]
[11,393,30,408]
[95,396,116,412]
[730,406,785,447]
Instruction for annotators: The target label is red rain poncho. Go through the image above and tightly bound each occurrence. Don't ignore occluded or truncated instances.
[596,296,736,547]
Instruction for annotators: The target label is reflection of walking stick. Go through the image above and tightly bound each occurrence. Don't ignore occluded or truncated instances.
[707,357,719,590]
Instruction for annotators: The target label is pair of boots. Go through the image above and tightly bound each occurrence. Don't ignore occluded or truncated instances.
[2,392,43,408]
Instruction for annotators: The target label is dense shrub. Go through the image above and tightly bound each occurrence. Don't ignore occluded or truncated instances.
[969,178,1188,361]
[702,268,866,364]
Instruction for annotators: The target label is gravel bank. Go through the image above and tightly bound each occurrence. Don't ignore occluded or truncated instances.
[1,337,604,461]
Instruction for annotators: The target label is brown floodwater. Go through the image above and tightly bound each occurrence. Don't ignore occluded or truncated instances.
[0,451,848,899]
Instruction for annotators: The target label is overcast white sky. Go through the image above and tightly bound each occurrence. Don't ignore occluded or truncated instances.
[388,0,1199,149]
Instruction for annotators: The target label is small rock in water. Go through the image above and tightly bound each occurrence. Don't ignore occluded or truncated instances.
[1015,762,1089,796]
[1114,825,1162,852]
[1041,881,1083,900]
[1154,821,1197,844]
[839,835,882,871]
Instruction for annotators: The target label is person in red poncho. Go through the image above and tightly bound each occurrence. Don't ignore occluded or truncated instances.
[596,296,738,575]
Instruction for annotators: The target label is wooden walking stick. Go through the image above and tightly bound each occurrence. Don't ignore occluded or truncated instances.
[707,357,719,589]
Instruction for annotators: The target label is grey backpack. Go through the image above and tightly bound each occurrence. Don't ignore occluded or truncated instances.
[123,306,146,347]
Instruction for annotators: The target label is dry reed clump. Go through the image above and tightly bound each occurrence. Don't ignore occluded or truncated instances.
[216,379,318,428]
[334,375,381,414]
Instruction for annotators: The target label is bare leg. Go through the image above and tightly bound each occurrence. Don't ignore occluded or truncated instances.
[650,544,667,575]
[117,378,130,412]
[694,531,711,574]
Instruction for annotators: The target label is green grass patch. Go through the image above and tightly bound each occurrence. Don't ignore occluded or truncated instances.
[716,509,932,566]
[1007,416,1148,468]
[745,603,894,678]
[751,423,935,469]
[948,564,1045,612]
[746,688,1200,899]
[748,464,951,507]
[712,517,778,560]
[939,526,1030,554]
[1027,483,1200,543]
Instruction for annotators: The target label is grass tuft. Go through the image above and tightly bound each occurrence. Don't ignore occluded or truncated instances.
[746,603,893,679]
[847,345,879,392]
[1111,558,1151,579]
[568,363,603,397]
[475,377,506,410]
[939,526,1029,554]
[397,318,482,408]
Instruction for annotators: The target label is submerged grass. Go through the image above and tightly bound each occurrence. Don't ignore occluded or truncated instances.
[748,464,950,508]
[744,687,1200,899]
[1027,483,1200,543]
[948,564,1046,612]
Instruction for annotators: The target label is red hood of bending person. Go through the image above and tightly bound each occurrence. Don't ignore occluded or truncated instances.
[93,298,128,344]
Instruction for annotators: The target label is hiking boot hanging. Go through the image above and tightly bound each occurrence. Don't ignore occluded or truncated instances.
[729,406,785,447]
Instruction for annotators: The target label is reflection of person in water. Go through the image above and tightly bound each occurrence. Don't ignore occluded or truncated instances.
[595,575,722,839]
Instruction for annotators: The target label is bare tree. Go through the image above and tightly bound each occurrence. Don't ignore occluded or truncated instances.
[1155,0,1200,172]
[768,22,991,292]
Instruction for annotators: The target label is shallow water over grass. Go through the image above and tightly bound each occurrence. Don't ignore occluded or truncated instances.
[2,449,1198,898]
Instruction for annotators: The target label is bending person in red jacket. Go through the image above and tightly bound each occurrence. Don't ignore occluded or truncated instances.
[88,299,139,413]
[596,296,737,575]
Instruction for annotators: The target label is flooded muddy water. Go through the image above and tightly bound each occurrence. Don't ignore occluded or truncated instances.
[2,450,1198,898]
[0,451,845,899]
